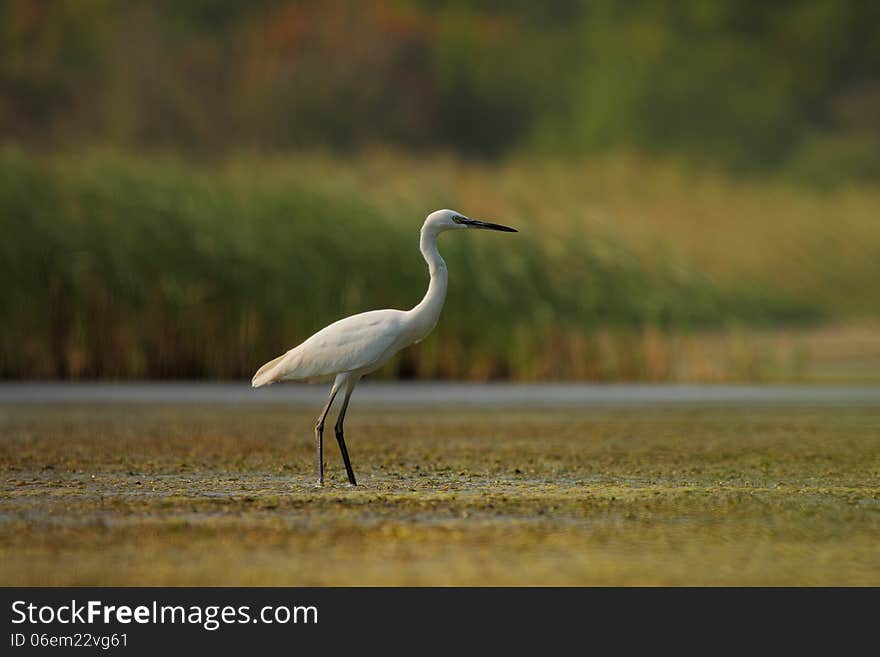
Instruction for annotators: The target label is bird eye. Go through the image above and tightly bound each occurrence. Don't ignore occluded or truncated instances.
[452,216,465,224]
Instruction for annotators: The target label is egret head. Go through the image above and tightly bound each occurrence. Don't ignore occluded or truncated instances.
[424,209,517,234]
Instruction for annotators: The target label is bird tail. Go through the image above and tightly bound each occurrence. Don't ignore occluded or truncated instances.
[251,352,289,388]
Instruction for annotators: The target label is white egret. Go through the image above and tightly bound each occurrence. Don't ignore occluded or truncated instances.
[251,209,517,485]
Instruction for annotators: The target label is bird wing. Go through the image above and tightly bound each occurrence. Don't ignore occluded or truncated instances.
[252,310,404,386]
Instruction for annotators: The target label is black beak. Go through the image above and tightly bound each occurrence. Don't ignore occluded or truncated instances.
[462,218,517,232]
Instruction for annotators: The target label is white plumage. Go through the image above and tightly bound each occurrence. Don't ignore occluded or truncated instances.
[252,309,404,386]
[252,209,517,485]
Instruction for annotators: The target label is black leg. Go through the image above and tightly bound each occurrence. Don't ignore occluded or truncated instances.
[314,384,340,486]
[315,422,323,485]
[334,385,357,485]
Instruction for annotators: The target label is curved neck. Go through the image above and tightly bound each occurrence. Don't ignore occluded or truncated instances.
[407,227,448,339]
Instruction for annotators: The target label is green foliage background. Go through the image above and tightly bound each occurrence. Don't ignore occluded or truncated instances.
[2,1,879,380]
[0,151,825,379]
[2,1,879,178]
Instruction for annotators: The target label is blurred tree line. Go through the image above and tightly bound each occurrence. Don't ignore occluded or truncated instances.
[1,0,879,178]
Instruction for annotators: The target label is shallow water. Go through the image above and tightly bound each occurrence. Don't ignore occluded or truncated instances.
[1,402,878,585]
[3,381,880,407]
